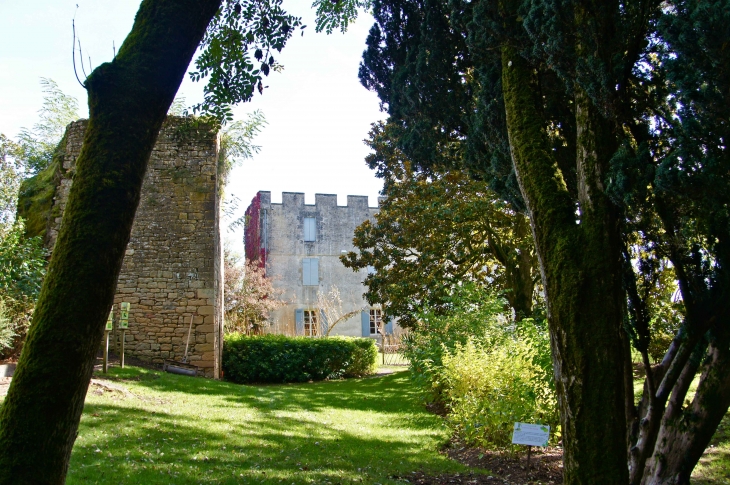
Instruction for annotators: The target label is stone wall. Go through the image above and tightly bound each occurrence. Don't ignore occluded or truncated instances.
[48,118,223,378]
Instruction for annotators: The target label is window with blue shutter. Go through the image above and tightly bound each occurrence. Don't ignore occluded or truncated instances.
[385,317,394,335]
[320,309,328,336]
[304,217,316,241]
[295,309,304,335]
[361,310,370,336]
[302,258,319,286]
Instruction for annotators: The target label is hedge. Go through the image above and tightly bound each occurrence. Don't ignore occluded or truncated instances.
[222,334,378,384]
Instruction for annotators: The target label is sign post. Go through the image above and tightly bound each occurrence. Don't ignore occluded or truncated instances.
[104,309,114,373]
[119,302,130,368]
[511,422,550,468]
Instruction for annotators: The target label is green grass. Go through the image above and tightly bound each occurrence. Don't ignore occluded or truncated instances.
[693,413,730,484]
[378,352,409,367]
[63,366,470,484]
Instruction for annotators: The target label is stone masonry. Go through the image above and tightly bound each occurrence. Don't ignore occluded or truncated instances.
[246,191,388,337]
[48,118,223,378]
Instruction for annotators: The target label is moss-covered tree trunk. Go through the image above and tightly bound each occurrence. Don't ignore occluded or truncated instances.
[488,211,535,320]
[0,1,221,482]
[501,45,629,484]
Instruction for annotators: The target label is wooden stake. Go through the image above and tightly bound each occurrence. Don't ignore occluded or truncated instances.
[121,329,126,368]
[103,331,109,373]
[527,445,532,468]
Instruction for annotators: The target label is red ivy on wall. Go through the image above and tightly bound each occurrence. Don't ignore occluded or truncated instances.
[244,192,266,269]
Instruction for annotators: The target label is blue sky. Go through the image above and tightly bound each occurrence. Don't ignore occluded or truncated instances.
[0,1,385,251]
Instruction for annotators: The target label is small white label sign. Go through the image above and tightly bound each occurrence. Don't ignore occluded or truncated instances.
[512,422,550,447]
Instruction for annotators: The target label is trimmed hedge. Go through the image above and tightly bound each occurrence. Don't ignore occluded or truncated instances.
[222,334,378,384]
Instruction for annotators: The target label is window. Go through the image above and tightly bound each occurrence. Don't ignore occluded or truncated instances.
[304,310,319,336]
[302,258,319,286]
[369,309,383,335]
[304,217,316,242]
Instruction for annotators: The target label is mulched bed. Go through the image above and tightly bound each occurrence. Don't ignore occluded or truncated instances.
[398,440,563,485]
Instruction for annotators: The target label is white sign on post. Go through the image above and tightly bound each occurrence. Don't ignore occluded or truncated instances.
[119,302,130,329]
[512,422,550,447]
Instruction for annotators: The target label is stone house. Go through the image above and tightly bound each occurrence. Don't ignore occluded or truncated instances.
[244,191,392,338]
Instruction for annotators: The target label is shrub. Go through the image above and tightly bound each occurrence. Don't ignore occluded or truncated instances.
[402,284,508,402]
[0,298,16,352]
[0,218,46,359]
[345,337,379,377]
[437,338,558,449]
[403,284,559,449]
[223,334,378,384]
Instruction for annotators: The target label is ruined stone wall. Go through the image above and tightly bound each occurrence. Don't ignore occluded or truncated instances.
[48,118,223,378]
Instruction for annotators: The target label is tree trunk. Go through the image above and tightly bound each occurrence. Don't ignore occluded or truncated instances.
[640,331,730,484]
[495,212,535,320]
[501,45,628,484]
[0,1,221,482]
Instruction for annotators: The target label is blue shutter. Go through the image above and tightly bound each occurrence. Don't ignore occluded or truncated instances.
[311,258,319,285]
[320,309,328,336]
[302,258,318,286]
[361,310,370,337]
[302,259,310,286]
[295,309,304,335]
[304,218,316,241]
[385,317,394,335]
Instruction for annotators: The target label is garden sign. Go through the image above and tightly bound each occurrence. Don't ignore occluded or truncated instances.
[106,309,114,331]
[119,302,130,329]
[512,422,550,467]
[511,422,550,447]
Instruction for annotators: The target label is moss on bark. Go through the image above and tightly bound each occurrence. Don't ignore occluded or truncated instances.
[0,0,222,483]
[501,44,628,484]
[16,134,66,242]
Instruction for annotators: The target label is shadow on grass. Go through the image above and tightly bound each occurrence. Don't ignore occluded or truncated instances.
[67,367,471,484]
[692,412,730,484]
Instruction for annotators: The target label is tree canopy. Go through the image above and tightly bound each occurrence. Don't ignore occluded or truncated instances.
[355,0,730,483]
[342,121,538,326]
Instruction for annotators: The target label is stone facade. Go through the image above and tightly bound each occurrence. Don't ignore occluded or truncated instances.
[48,118,223,378]
[245,191,389,338]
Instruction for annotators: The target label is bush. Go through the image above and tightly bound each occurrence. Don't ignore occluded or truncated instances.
[402,284,508,402]
[437,338,558,449]
[0,299,16,352]
[0,218,46,359]
[223,334,378,384]
[403,284,559,449]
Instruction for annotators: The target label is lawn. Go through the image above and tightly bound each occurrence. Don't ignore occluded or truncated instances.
[63,367,470,484]
[1,364,727,483]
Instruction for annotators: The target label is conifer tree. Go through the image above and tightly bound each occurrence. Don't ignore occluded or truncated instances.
[357,0,730,483]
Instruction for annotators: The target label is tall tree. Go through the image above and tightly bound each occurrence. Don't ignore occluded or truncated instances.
[0,1,302,482]
[357,0,730,483]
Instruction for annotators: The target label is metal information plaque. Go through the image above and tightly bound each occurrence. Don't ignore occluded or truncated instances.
[106,309,114,331]
[512,422,550,447]
[120,302,130,329]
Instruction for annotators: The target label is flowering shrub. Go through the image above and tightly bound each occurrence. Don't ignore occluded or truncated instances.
[224,250,286,334]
